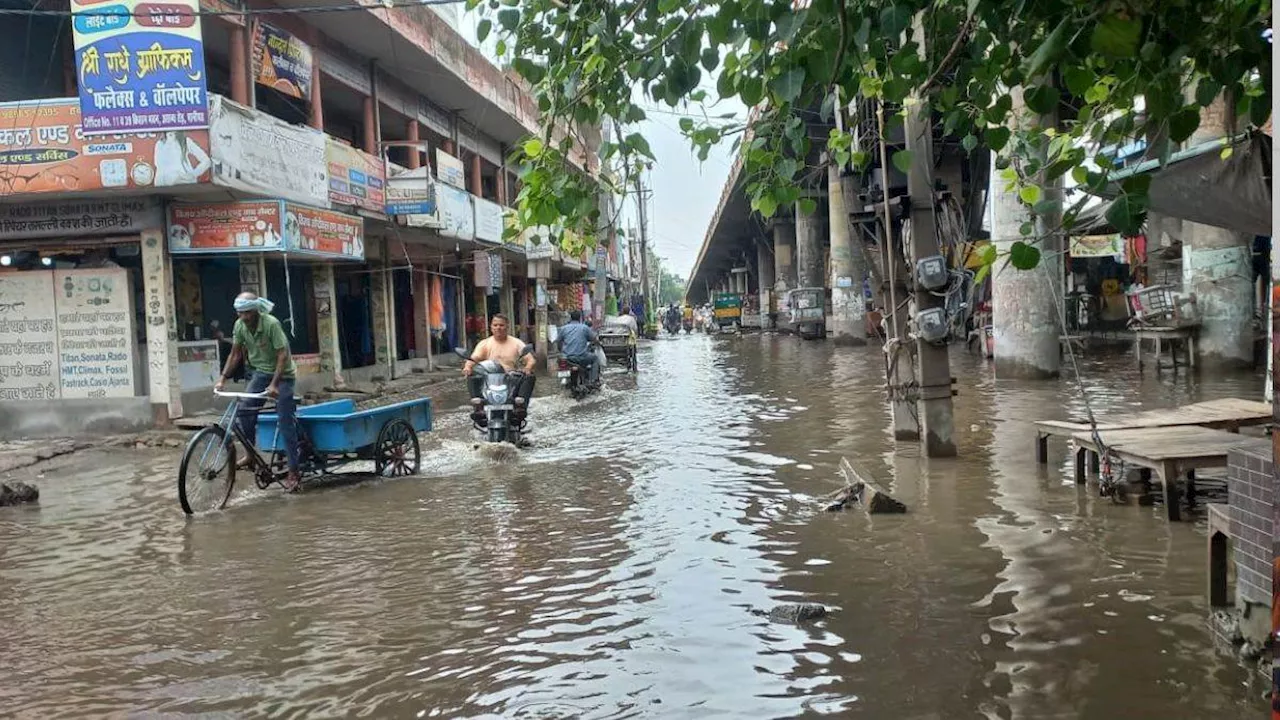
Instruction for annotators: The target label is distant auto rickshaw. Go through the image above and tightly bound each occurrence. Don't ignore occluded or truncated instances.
[787,287,825,340]
[713,293,743,332]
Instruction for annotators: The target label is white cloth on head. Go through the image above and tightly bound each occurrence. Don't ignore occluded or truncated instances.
[233,296,275,314]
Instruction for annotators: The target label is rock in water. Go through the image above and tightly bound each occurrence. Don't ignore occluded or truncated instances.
[0,482,39,506]
[765,603,829,624]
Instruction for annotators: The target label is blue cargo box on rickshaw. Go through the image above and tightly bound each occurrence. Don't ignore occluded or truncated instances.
[256,398,433,453]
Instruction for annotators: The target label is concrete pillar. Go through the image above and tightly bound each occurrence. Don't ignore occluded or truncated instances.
[828,163,866,345]
[442,139,456,155]
[991,88,1063,378]
[140,229,182,423]
[313,264,345,387]
[534,274,550,374]
[362,97,377,155]
[757,238,775,328]
[412,269,429,359]
[795,200,824,289]
[406,121,421,170]
[308,48,323,130]
[370,239,395,377]
[1183,96,1252,368]
[469,154,483,197]
[228,25,249,106]
[773,220,797,316]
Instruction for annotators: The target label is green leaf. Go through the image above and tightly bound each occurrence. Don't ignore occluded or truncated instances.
[755,194,778,218]
[522,138,544,158]
[1167,106,1201,143]
[717,70,736,99]
[985,126,1011,152]
[701,48,720,72]
[770,67,806,103]
[1019,222,1034,236]
[1196,77,1222,107]
[1063,66,1094,97]
[1091,13,1141,58]
[1104,194,1147,235]
[961,134,978,152]
[678,117,694,132]
[774,9,806,43]
[497,8,520,31]
[880,5,913,38]
[850,150,870,169]
[891,149,913,174]
[740,76,764,106]
[1023,85,1060,115]
[1009,241,1041,270]
[1018,185,1042,205]
[625,132,654,160]
[1220,146,1234,160]
[973,263,991,285]
[1024,19,1069,78]
[512,58,545,84]
[1071,166,1089,185]
[477,19,491,43]
[798,198,818,215]
[976,243,998,268]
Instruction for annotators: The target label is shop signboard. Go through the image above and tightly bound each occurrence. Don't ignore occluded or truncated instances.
[168,200,283,252]
[0,197,163,240]
[325,139,385,213]
[208,95,329,207]
[386,167,437,218]
[71,0,209,135]
[1069,234,1124,258]
[283,202,364,260]
[253,22,313,101]
[0,272,60,402]
[436,182,475,241]
[473,196,504,244]
[435,148,465,189]
[0,98,211,195]
[54,268,136,399]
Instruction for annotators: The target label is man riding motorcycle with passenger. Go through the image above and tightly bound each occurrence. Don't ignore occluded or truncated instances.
[557,310,600,384]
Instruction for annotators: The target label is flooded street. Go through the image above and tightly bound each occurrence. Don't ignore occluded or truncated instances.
[0,334,1268,718]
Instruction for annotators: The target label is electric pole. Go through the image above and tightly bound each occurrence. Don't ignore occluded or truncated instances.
[634,173,652,324]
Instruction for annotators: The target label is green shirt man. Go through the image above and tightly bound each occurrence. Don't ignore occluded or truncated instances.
[231,312,296,379]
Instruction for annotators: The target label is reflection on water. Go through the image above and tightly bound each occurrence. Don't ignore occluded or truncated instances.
[0,337,1266,718]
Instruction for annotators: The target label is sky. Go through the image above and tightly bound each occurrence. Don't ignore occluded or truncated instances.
[448,7,743,280]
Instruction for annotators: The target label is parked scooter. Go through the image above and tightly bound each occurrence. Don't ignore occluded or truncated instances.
[455,348,529,445]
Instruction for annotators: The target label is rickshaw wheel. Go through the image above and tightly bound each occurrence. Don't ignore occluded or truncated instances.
[178,425,237,515]
[375,419,420,477]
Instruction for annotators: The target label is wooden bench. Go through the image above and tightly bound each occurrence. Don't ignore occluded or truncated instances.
[1134,326,1197,372]
[1070,426,1270,521]
[1034,397,1272,464]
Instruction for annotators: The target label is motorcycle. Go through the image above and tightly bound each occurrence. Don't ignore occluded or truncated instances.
[556,345,603,400]
[682,318,694,333]
[456,348,529,445]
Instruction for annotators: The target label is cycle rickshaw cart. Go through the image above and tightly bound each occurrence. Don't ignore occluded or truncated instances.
[178,391,433,514]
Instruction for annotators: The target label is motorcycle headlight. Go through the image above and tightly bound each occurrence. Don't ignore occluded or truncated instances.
[485,386,510,404]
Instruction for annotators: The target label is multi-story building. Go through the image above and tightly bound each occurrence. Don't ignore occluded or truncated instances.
[0,0,607,436]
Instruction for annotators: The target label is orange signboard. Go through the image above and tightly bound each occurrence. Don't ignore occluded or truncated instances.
[0,98,211,196]
[168,201,283,252]
[284,202,364,260]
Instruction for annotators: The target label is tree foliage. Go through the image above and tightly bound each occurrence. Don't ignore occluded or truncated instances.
[475,0,1271,261]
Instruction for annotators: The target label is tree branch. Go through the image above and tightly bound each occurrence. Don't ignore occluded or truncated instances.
[919,14,975,96]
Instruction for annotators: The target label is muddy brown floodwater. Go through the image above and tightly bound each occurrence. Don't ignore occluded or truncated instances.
[0,334,1269,718]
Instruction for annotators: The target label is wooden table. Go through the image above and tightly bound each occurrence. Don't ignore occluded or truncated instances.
[1070,426,1270,521]
[1134,326,1197,372]
[1034,397,1272,464]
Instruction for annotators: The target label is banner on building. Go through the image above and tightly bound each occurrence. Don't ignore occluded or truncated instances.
[71,0,209,135]
[386,167,437,217]
[473,196,504,244]
[326,139,385,213]
[0,269,136,402]
[0,197,163,239]
[0,98,211,195]
[436,148,465,189]
[168,200,283,252]
[1069,234,1124,258]
[283,203,364,260]
[253,22,313,101]
[436,182,475,241]
[208,95,329,207]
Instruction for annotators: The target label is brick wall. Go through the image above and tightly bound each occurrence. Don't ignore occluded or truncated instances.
[1228,446,1274,605]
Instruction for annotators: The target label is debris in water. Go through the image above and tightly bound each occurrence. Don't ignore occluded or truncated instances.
[753,603,829,624]
[0,482,39,506]
[823,458,906,513]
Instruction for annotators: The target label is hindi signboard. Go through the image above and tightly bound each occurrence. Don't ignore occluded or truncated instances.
[435,148,465,189]
[0,273,60,403]
[168,200,283,253]
[0,197,163,240]
[55,268,136,399]
[436,182,475,241]
[386,167,437,217]
[71,0,209,135]
[0,98,211,195]
[284,203,364,260]
[208,95,329,207]
[1069,234,1124,259]
[473,196,504,244]
[253,22,313,101]
[325,139,385,213]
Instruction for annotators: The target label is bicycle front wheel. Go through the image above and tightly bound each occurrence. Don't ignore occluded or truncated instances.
[178,425,238,514]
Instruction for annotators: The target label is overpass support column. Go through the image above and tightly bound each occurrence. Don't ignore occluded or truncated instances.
[772,220,797,320]
[757,238,775,329]
[795,200,824,289]
[828,163,866,345]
